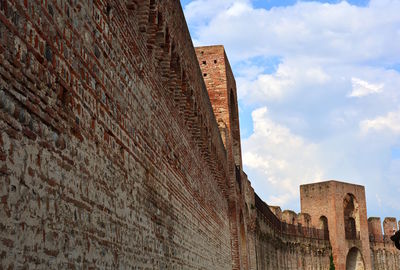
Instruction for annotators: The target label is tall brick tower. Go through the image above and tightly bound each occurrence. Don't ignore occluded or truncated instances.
[300,181,371,270]
[195,46,242,168]
[195,46,250,270]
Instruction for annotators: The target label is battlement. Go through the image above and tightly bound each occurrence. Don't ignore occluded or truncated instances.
[255,194,329,240]
[0,0,397,269]
[268,205,282,220]
[368,217,399,243]
[263,200,311,227]
[298,213,312,227]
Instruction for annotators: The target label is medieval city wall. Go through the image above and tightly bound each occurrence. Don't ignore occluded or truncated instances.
[368,217,400,269]
[255,194,332,270]
[0,1,399,270]
[300,181,372,270]
[194,44,336,270]
[195,44,255,270]
[0,0,236,268]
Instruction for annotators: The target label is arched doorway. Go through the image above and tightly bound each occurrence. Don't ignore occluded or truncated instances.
[346,247,365,270]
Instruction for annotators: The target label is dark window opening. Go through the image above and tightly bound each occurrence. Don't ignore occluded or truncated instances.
[235,165,241,193]
[320,216,329,239]
[344,193,360,240]
[345,217,357,239]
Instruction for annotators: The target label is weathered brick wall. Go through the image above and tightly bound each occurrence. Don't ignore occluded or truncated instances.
[300,181,372,270]
[255,196,332,270]
[368,217,400,269]
[195,45,252,270]
[370,248,400,270]
[1,1,397,269]
[0,0,238,268]
[195,45,241,168]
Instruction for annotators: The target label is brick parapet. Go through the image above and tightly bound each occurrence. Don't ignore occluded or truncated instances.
[255,196,332,270]
[255,194,329,241]
[383,217,398,236]
[368,217,399,244]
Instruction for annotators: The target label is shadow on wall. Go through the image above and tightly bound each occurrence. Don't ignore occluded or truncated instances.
[391,231,400,250]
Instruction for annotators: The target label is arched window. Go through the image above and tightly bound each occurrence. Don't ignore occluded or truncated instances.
[343,193,360,240]
[319,216,328,230]
[319,216,329,239]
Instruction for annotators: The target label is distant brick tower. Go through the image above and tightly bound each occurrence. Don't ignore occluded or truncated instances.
[300,181,371,270]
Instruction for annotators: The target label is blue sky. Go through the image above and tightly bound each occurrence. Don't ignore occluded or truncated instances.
[181,0,370,9]
[180,0,400,221]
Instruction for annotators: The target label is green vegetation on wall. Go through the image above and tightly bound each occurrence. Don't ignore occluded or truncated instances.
[330,254,335,270]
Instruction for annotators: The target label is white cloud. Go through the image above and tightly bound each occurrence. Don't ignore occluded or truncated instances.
[360,108,400,134]
[183,0,400,217]
[237,58,330,103]
[183,0,250,31]
[185,0,400,104]
[237,63,294,101]
[186,0,400,64]
[375,194,382,207]
[349,77,384,97]
[243,107,324,206]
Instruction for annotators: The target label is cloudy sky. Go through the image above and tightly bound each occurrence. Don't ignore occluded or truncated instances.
[180,0,400,220]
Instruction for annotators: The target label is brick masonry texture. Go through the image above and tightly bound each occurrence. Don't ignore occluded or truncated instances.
[0,1,398,269]
[368,217,400,269]
[0,1,234,268]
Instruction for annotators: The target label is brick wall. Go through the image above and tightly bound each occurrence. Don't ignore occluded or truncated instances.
[368,217,400,269]
[255,196,332,270]
[195,45,251,270]
[1,1,398,269]
[195,46,242,168]
[0,0,236,268]
[301,181,372,270]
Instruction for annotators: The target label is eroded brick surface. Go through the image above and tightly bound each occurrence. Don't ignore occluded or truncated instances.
[0,1,398,270]
[301,181,372,270]
[369,217,400,269]
[300,180,400,270]
[0,1,233,268]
